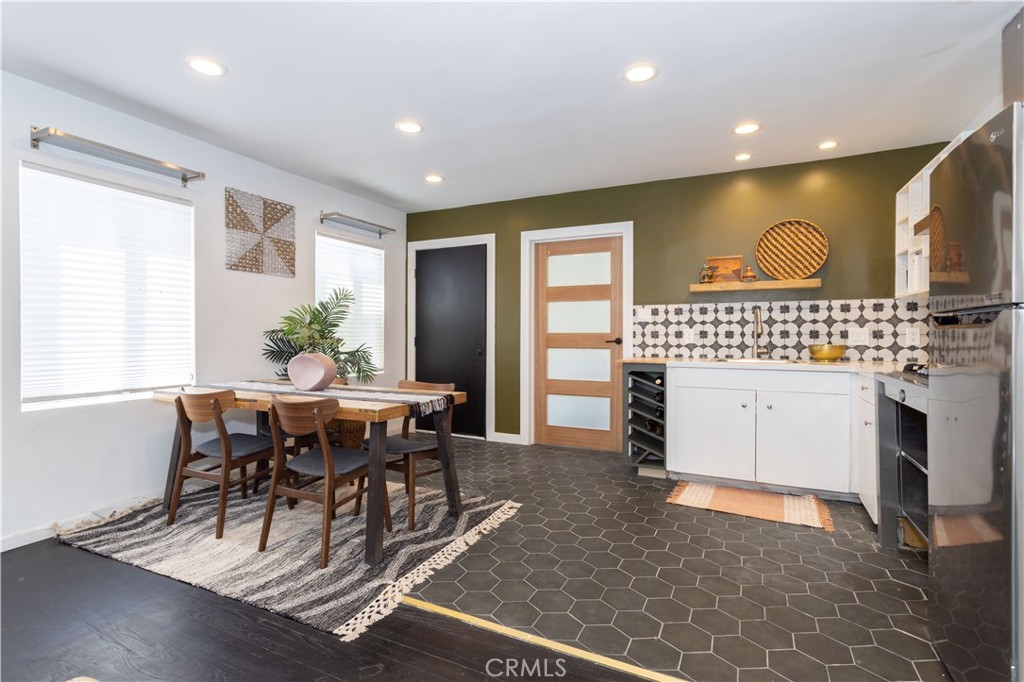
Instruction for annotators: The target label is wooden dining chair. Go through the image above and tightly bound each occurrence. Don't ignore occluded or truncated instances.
[259,395,392,569]
[364,379,455,530]
[167,390,276,539]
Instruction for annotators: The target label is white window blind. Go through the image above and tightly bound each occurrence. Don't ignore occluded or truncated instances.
[19,164,195,403]
[315,233,385,370]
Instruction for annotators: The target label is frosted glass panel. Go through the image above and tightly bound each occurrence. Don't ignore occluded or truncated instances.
[547,395,610,430]
[548,301,610,333]
[548,349,610,381]
[548,252,611,286]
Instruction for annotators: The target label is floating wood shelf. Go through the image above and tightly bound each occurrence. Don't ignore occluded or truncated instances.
[689,278,822,293]
[930,271,970,284]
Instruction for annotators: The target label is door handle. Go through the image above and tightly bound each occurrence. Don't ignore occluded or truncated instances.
[766,404,773,410]
[605,337,623,345]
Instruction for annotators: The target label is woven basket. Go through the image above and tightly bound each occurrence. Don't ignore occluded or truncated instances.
[328,419,366,448]
[755,219,829,280]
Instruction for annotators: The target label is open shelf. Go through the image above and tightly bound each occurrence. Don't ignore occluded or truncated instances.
[689,278,821,293]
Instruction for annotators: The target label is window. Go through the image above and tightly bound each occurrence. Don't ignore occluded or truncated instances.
[315,233,385,370]
[19,164,194,405]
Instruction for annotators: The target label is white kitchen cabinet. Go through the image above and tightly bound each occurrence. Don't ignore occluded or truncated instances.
[670,387,755,480]
[667,366,851,494]
[857,396,879,523]
[754,391,850,492]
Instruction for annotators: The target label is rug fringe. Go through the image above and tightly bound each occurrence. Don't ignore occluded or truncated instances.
[666,480,688,505]
[813,496,836,532]
[333,499,521,641]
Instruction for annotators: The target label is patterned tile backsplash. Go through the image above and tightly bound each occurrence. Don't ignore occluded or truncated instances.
[633,295,930,364]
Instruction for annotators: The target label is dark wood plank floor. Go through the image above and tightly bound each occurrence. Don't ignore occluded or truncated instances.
[2,540,639,682]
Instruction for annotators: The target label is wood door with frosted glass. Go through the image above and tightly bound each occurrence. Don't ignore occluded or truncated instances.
[534,237,622,451]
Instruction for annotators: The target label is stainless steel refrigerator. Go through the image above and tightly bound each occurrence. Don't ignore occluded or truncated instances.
[928,101,1022,682]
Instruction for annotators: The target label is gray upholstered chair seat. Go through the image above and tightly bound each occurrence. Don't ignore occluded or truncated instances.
[361,436,438,455]
[286,447,369,478]
[195,433,275,459]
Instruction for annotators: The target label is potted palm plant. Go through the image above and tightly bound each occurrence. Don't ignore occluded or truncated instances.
[262,288,378,384]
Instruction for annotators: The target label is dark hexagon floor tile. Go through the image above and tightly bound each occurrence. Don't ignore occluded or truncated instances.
[631,576,674,598]
[551,545,588,561]
[793,632,853,665]
[851,645,920,681]
[525,569,567,590]
[788,593,839,618]
[582,551,621,570]
[459,554,499,572]
[417,581,466,603]
[855,590,911,616]
[721,564,764,586]
[873,629,936,661]
[889,614,931,641]
[612,610,661,638]
[619,558,660,577]
[837,603,893,630]
[691,535,726,550]
[808,581,857,605]
[591,567,634,588]
[713,635,768,668]
[626,637,683,672]
[643,597,691,624]
[742,585,789,608]
[459,571,500,592]
[493,601,541,628]
[743,557,785,574]
[578,624,630,655]
[768,649,829,682]
[817,617,875,647]
[682,557,724,576]
[741,619,794,650]
[492,580,536,602]
[534,612,584,641]
[843,561,891,582]
[678,652,739,682]
[827,571,874,592]
[762,572,811,595]
[523,552,560,571]
[599,586,646,611]
[783,563,827,584]
[662,622,714,653]
[765,606,817,633]
[454,591,502,616]
[606,543,646,560]
[873,579,926,603]
[800,554,846,573]
[698,575,743,597]
[528,589,575,614]
[722,540,763,558]
[658,566,701,587]
[568,599,617,625]
[738,667,788,681]
[825,664,886,681]
[672,585,718,609]
[717,596,766,622]
[691,608,740,636]
[913,660,949,680]
[644,550,684,568]
[761,548,802,565]
[704,549,744,567]
[555,560,596,580]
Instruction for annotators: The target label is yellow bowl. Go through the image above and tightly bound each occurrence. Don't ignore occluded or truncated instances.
[808,344,848,361]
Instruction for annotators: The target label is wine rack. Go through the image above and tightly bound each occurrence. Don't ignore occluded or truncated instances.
[622,363,666,468]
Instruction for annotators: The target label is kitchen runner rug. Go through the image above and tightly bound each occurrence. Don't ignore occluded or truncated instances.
[60,483,518,641]
[667,480,834,531]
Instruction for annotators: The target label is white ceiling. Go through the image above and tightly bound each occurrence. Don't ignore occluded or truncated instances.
[2,2,1020,213]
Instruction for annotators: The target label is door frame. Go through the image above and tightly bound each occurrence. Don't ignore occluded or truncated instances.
[519,222,634,446]
[407,234,496,441]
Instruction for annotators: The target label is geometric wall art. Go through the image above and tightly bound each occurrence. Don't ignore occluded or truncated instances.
[225,187,296,277]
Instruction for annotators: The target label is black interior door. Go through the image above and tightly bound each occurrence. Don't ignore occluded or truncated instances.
[414,245,486,437]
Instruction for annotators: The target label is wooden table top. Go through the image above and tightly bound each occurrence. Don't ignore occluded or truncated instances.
[153,382,467,423]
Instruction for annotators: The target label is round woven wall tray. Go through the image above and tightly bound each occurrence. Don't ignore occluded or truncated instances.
[755,219,829,280]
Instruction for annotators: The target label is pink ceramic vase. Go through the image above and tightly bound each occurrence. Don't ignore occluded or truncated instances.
[287,352,338,391]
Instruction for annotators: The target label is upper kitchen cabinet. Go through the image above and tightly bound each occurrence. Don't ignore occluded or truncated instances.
[894,134,968,298]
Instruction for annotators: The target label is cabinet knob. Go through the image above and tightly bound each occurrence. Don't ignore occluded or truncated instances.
[860,385,868,391]
[766,404,773,410]
[865,420,872,426]
[741,402,747,408]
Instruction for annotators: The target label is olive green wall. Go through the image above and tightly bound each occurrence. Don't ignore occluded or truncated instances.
[407,144,945,434]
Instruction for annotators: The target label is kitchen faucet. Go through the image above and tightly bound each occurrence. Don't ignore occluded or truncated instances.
[752,305,770,358]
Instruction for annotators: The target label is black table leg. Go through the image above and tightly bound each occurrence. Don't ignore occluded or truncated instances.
[433,410,464,517]
[365,420,387,565]
[162,428,182,511]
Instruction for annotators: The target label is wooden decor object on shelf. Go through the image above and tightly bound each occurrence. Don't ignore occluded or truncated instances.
[755,219,829,280]
[705,255,743,282]
[928,205,946,272]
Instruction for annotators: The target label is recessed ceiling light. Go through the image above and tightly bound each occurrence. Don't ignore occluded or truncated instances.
[395,120,424,134]
[424,174,445,184]
[624,64,658,83]
[818,140,839,150]
[733,122,762,135]
[187,57,227,77]
[735,153,752,161]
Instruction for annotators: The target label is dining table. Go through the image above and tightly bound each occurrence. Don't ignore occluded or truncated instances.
[153,380,467,565]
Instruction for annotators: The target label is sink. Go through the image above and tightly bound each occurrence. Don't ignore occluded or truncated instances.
[718,358,791,364]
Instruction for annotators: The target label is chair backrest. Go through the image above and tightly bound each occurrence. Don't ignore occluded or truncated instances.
[174,389,235,458]
[398,379,455,436]
[269,396,339,437]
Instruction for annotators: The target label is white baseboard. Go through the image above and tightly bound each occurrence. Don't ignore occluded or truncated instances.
[1,482,202,553]
[489,431,524,444]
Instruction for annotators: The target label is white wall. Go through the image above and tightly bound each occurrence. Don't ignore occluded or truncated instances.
[1,73,407,548]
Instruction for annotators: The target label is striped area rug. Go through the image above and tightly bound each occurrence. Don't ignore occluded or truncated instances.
[667,480,834,531]
[60,484,518,641]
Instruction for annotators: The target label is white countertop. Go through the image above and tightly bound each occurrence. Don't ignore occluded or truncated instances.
[664,358,900,375]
